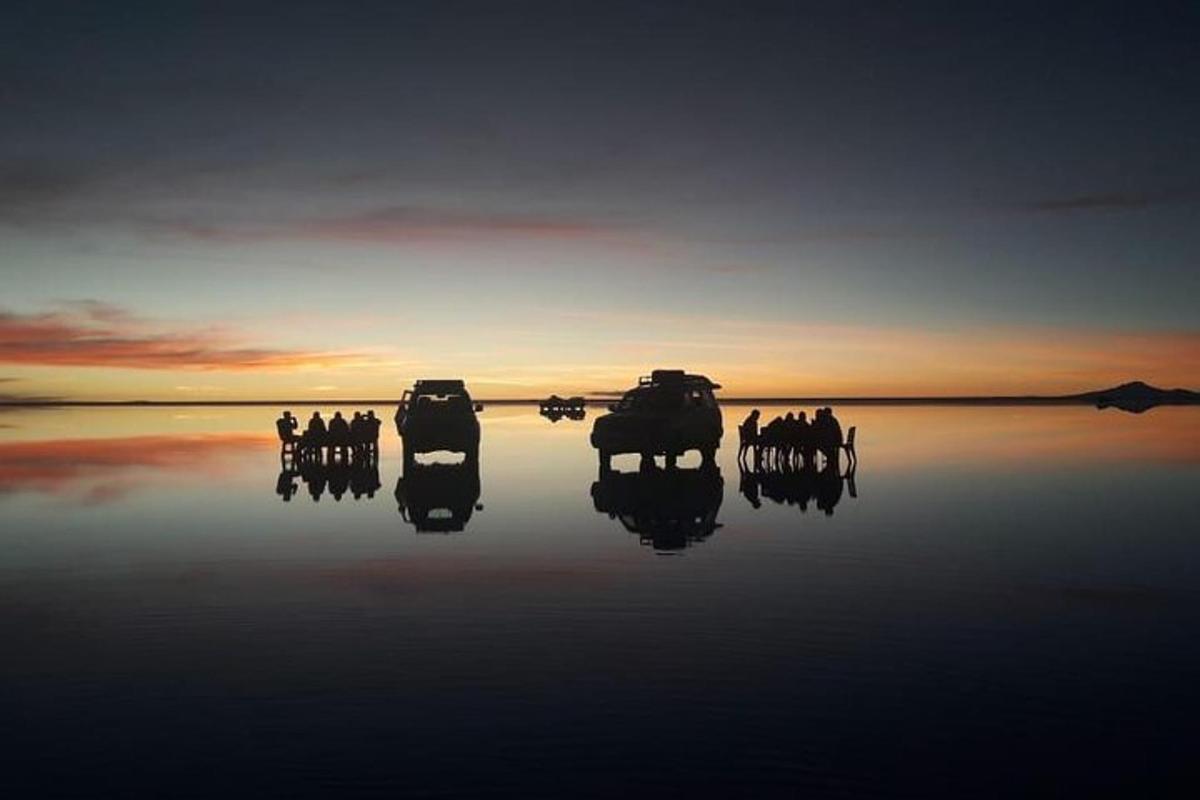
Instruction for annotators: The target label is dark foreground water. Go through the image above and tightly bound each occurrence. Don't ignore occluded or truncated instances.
[1,404,1197,797]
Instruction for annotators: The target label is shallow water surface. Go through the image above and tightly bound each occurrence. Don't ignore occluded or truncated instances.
[1,404,1197,796]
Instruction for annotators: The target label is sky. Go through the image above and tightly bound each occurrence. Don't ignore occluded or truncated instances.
[1,0,1198,400]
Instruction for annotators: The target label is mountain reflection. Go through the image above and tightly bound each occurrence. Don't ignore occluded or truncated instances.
[394,458,482,533]
[591,463,723,553]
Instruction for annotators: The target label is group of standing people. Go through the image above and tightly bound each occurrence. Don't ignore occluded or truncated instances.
[277,410,382,462]
[738,407,846,469]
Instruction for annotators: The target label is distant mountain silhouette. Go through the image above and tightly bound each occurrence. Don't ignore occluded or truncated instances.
[1072,381,1200,413]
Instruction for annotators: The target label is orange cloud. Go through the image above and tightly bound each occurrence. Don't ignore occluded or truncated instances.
[0,305,367,371]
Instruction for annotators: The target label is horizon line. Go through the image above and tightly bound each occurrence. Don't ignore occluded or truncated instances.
[0,394,1163,408]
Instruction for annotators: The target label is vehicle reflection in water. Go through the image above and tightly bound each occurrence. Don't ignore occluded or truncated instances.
[277,450,381,503]
[394,457,483,533]
[591,463,723,553]
[738,457,857,515]
[538,407,587,423]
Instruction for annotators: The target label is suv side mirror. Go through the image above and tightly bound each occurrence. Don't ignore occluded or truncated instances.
[474,403,484,413]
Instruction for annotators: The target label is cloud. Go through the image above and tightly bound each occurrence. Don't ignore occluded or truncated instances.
[1017,190,1196,213]
[156,206,624,246]
[0,304,369,371]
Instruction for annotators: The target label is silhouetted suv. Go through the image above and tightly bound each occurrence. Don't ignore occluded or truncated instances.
[394,380,482,465]
[590,370,722,472]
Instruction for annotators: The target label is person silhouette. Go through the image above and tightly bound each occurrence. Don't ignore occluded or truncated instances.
[350,411,366,455]
[364,410,381,450]
[809,408,825,462]
[276,410,301,460]
[304,411,328,459]
[820,407,843,469]
[782,411,798,468]
[797,410,814,467]
[826,407,843,447]
[328,411,351,459]
[276,410,299,442]
[738,409,760,464]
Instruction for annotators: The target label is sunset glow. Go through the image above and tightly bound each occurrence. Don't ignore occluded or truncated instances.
[3,6,1196,402]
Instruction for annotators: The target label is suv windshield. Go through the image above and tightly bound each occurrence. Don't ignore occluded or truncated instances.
[618,387,684,412]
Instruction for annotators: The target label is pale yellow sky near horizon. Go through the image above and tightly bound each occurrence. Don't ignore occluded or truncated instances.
[2,299,1197,401]
[4,321,1197,401]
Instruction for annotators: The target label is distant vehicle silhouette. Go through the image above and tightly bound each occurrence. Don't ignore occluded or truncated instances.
[540,407,585,424]
[394,458,482,533]
[590,370,722,473]
[540,395,586,414]
[394,380,482,467]
[539,394,587,422]
[591,461,723,552]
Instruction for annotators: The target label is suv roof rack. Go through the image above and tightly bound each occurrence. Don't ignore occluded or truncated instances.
[638,370,721,390]
[413,379,467,394]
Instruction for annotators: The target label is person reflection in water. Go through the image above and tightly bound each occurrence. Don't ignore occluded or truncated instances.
[302,457,328,502]
[815,459,844,515]
[738,467,762,509]
[276,468,299,501]
[278,454,380,504]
